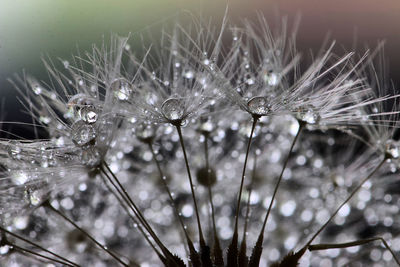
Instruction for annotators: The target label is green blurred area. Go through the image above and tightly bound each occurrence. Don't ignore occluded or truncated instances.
[0,0,226,76]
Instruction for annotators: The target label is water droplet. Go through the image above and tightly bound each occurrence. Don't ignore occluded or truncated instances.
[12,171,29,185]
[63,60,70,69]
[81,146,101,167]
[198,119,215,133]
[32,85,42,95]
[68,94,94,119]
[8,143,21,159]
[0,244,11,255]
[39,115,51,125]
[161,98,185,122]
[25,188,45,206]
[296,108,319,125]
[111,78,132,101]
[79,106,98,124]
[184,70,194,79]
[71,120,97,146]
[247,96,271,116]
[262,69,280,86]
[386,140,400,159]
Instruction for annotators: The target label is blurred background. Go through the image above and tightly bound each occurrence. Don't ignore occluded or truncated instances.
[1,0,400,136]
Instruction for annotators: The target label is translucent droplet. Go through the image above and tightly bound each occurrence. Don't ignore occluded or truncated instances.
[184,70,194,79]
[12,171,29,185]
[71,120,97,146]
[39,115,51,125]
[79,106,98,124]
[161,98,185,122]
[386,139,400,159]
[8,143,21,159]
[247,96,270,116]
[111,78,132,101]
[32,85,42,95]
[81,146,101,167]
[296,108,319,125]
[0,244,11,255]
[14,216,29,230]
[77,78,84,86]
[198,119,215,133]
[263,69,280,86]
[68,94,94,118]
[63,60,70,69]
[26,189,45,206]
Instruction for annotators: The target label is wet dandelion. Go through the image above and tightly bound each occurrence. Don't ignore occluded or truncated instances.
[1,14,400,267]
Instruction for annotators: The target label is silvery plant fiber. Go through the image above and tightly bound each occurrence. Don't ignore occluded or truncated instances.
[1,15,400,267]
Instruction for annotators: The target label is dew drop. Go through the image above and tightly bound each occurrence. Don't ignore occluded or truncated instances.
[71,120,97,146]
[12,171,29,185]
[39,115,51,125]
[386,139,400,159]
[262,69,280,86]
[161,98,185,122]
[296,108,320,125]
[184,70,194,79]
[111,78,132,101]
[81,146,101,167]
[63,60,70,69]
[79,106,98,124]
[32,85,42,95]
[198,119,215,133]
[247,96,271,116]
[8,143,21,159]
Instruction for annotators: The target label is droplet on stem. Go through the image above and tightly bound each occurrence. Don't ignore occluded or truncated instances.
[296,108,320,125]
[111,78,132,101]
[386,139,400,159]
[71,120,97,146]
[161,98,185,122]
[247,96,271,116]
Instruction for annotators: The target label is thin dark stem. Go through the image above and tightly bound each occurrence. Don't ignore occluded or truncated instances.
[242,153,257,243]
[148,142,191,242]
[44,202,129,267]
[100,164,169,257]
[0,225,79,267]
[175,124,205,244]
[99,173,165,262]
[302,156,387,249]
[309,237,400,266]
[233,117,258,234]
[259,122,303,235]
[10,242,76,267]
[203,134,218,241]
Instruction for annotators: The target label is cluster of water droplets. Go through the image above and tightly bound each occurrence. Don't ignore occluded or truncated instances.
[67,94,102,167]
